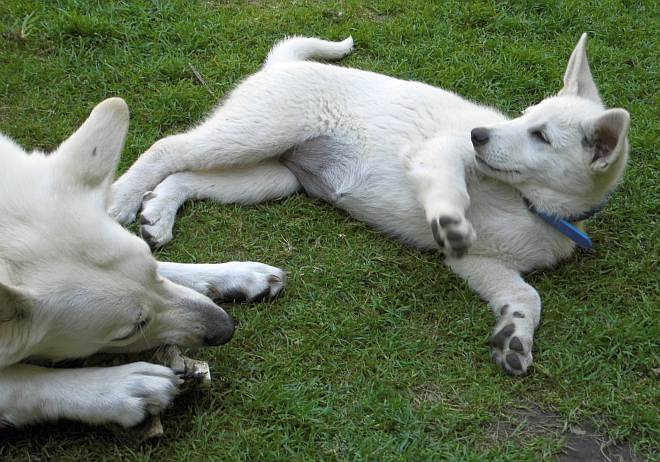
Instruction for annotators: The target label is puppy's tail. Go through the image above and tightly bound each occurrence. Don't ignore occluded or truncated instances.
[264,36,354,68]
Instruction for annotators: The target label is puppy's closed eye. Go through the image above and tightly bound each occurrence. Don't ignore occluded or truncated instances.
[531,129,550,144]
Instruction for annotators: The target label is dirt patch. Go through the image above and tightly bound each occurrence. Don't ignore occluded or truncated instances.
[487,405,644,461]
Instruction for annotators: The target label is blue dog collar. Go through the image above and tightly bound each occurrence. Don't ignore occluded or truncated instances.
[522,197,607,249]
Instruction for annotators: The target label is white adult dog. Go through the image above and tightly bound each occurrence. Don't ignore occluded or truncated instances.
[0,98,286,428]
[110,34,630,376]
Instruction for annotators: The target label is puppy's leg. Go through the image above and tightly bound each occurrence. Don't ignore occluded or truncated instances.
[0,362,178,428]
[404,135,476,257]
[158,261,287,303]
[139,160,300,248]
[449,256,541,376]
[110,74,324,224]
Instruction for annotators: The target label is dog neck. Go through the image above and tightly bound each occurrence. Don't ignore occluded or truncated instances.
[521,196,608,249]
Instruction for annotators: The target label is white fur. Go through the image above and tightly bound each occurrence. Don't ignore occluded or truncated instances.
[0,99,287,429]
[110,34,630,375]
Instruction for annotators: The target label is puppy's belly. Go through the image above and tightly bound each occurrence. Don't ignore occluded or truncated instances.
[282,136,435,249]
[282,136,364,203]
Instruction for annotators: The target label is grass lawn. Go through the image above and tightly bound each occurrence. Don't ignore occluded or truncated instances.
[0,0,658,460]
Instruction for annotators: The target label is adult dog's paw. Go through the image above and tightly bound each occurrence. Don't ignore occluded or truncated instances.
[430,213,476,258]
[92,362,179,428]
[139,191,175,249]
[489,306,534,376]
[204,262,288,303]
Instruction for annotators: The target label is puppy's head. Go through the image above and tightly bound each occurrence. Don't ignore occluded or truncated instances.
[0,99,233,365]
[470,34,630,218]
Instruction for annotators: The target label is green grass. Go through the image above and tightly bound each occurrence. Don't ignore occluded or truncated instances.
[1,0,658,460]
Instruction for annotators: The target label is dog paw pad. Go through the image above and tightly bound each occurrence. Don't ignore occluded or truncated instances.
[490,323,515,350]
[505,353,523,371]
[489,315,533,376]
[212,289,247,304]
[430,213,476,259]
[438,216,460,227]
[251,287,273,303]
[509,336,524,353]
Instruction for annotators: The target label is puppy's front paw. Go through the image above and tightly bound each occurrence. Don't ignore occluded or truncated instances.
[205,262,287,303]
[489,306,534,376]
[139,191,175,249]
[430,213,476,258]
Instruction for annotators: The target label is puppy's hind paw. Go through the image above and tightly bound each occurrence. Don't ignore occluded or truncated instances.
[139,191,175,249]
[108,203,138,226]
[431,213,476,258]
[108,183,144,225]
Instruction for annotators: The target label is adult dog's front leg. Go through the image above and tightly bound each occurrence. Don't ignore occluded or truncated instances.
[449,256,541,376]
[404,135,476,257]
[0,363,178,428]
[157,261,287,303]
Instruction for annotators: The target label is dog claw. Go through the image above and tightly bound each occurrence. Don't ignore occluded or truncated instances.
[268,274,282,284]
[431,220,445,247]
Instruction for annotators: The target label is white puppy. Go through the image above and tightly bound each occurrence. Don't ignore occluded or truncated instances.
[110,34,630,375]
[0,98,286,429]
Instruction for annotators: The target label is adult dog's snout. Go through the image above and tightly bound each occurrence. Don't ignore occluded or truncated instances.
[470,127,490,147]
[202,305,235,346]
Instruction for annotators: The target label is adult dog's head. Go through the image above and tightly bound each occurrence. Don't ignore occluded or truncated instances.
[0,98,233,368]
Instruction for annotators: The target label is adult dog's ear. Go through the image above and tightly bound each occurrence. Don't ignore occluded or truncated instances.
[0,282,30,323]
[583,108,630,172]
[53,98,129,191]
[558,33,601,104]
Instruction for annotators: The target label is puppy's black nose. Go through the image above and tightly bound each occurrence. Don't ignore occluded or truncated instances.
[471,127,490,147]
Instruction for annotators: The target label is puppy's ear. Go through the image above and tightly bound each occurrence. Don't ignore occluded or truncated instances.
[583,108,630,172]
[558,33,601,104]
[53,98,129,190]
[0,282,30,323]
